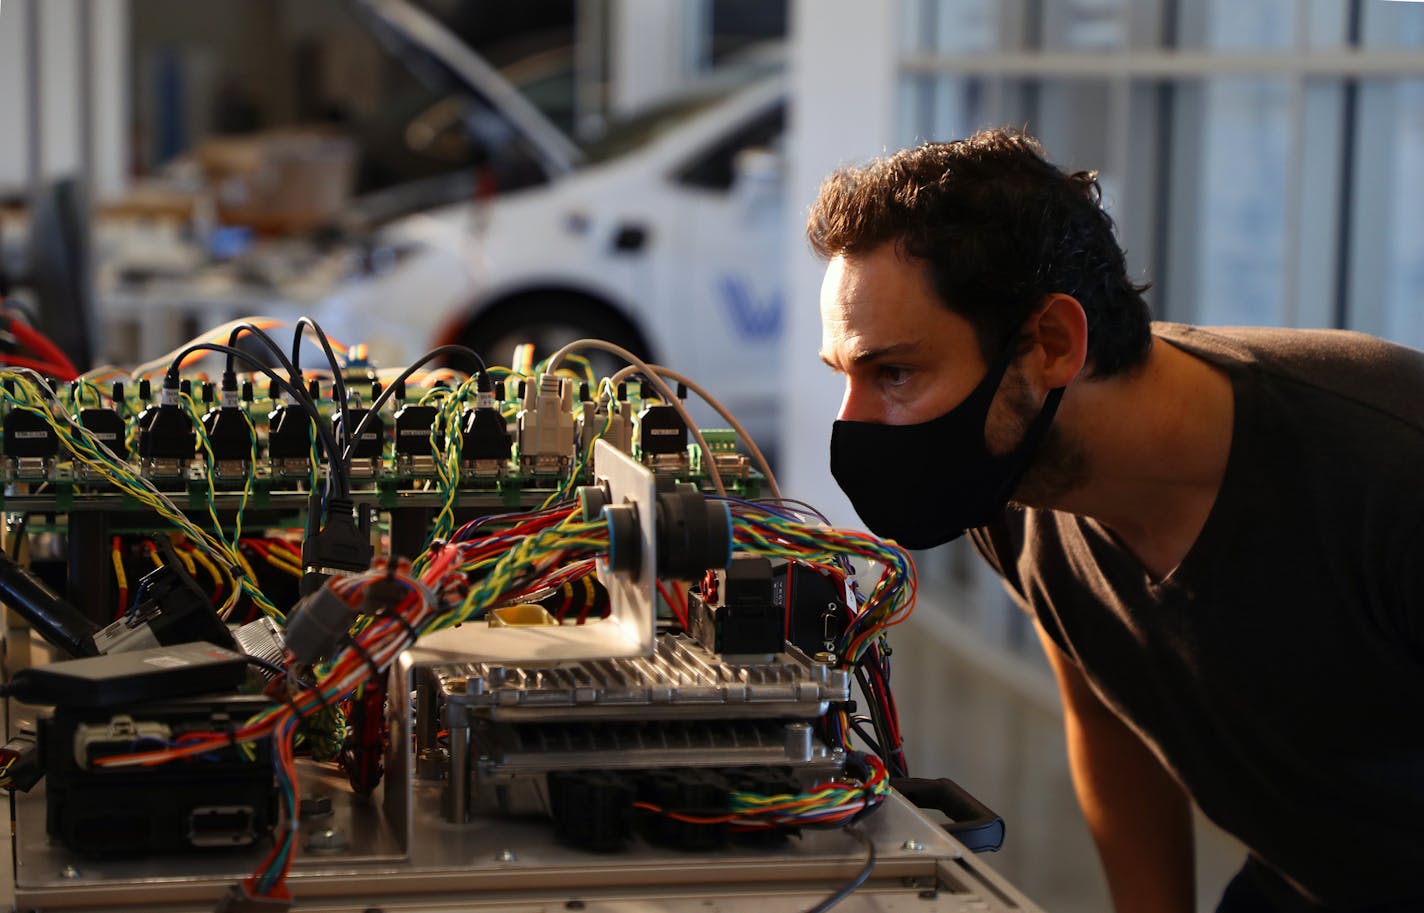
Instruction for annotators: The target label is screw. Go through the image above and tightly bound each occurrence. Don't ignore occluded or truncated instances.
[494,848,517,863]
[918,889,939,900]
[299,795,334,818]
[901,839,924,852]
[306,827,349,853]
[60,864,81,879]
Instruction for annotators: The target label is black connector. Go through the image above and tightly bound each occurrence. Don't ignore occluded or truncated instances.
[0,726,42,791]
[393,404,438,457]
[91,562,237,655]
[79,406,128,460]
[548,770,634,851]
[334,407,384,459]
[202,375,255,468]
[299,496,373,595]
[137,380,197,471]
[0,550,100,657]
[655,484,732,580]
[688,556,782,657]
[460,406,511,462]
[638,402,688,455]
[266,398,313,461]
[3,408,59,459]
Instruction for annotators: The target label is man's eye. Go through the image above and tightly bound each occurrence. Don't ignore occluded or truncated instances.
[878,366,912,387]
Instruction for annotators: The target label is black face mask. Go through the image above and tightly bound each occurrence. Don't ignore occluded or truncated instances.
[829,337,1065,550]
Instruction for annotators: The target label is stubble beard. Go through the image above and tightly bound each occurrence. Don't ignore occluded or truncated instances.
[991,369,1087,510]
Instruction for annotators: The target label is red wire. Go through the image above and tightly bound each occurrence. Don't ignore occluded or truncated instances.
[0,353,77,380]
[7,318,78,378]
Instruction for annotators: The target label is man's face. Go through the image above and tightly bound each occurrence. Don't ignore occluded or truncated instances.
[819,242,988,426]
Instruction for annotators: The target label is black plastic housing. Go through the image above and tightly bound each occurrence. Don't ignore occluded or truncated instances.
[460,407,512,461]
[3,408,59,457]
[42,694,277,856]
[393,404,438,456]
[266,402,313,460]
[637,403,687,455]
[687,557,782,656]
[79,407,128,460]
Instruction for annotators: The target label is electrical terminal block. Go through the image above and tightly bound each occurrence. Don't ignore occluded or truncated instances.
[516,373,574,477]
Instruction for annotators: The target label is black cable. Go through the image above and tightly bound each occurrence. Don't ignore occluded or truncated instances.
[165,342,349,498]
[291,317,350,458]
[854,665,897,774]
[341,344,487,463]
[8,515,26,560]
[804,825,875,913]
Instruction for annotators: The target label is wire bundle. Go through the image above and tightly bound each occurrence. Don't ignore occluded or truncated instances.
[632,752,891,831]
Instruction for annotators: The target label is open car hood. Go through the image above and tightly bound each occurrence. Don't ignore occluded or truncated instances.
[350,0,584,178]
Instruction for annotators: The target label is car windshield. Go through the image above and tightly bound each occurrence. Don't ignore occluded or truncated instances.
[576,53,782,164]
[577,94,731,164]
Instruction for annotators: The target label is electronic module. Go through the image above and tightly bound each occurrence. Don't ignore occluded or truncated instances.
[0,315,1037,913]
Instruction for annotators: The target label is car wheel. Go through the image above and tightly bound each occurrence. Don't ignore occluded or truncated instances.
[455,295,653,382]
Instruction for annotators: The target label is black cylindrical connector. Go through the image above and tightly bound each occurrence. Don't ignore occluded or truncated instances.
[0,551,100,658]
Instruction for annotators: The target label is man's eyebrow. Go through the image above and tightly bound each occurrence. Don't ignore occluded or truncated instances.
[825,341,922,369]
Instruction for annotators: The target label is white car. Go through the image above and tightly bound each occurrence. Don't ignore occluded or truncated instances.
[313,0,789,450]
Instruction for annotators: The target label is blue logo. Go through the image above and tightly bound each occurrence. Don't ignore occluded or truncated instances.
[718,276,783,340]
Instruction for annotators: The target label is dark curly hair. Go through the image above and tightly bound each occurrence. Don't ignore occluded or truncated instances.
[807,129,1152,377]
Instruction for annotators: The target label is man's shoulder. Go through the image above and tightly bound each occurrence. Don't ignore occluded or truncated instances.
[1153,322,1424,432]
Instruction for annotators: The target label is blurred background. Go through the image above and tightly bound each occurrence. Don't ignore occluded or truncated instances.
[1,1,1423,909]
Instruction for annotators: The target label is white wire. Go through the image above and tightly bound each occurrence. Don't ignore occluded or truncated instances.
[543,339,727,496]
[130,316,287,381]
[609,363,781,501]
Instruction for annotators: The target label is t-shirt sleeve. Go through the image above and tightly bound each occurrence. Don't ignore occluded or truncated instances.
[969,516,1074,659]
[968,522,1026,606]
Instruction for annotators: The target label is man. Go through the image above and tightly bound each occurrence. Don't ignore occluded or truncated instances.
[809,129,1424,913]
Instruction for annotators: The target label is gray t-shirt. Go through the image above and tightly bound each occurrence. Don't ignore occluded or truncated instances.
[971,323,1424,910]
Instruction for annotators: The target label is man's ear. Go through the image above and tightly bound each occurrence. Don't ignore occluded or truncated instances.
[1024,293,1088,388]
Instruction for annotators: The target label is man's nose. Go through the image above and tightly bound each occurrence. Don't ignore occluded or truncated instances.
[837,381,879,423]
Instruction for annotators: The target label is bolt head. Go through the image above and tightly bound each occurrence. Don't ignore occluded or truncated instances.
[60,864,81,879]
[901,839,924,852]
[494,848,517,863]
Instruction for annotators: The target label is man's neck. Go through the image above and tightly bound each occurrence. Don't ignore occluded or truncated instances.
[1030,339,1236,580]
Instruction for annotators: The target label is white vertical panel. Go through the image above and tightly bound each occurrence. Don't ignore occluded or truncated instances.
[38,0,81,181]
[0,0,28,190]
[608,0,692,117]
[781,0,897,522]
[90,0,129,200]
